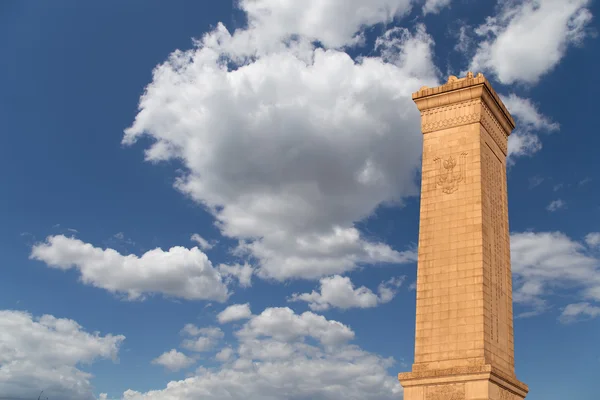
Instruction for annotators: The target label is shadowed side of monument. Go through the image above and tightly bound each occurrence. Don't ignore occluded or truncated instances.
[399,73,528,400]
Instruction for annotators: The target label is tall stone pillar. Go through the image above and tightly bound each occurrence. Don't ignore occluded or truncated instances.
[398,73,528,400]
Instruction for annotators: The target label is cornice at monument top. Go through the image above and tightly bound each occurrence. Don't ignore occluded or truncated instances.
[412,73,515,149]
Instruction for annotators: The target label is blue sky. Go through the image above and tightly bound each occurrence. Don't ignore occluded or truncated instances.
[1,0,599,399]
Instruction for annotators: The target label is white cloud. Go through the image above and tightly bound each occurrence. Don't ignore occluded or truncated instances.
[511,231,600,319]
[559,302,600,323]
[374,24,439,78]
[237,307,354,346]
[218,263,254,287]
[123,15,433,281]
[585,232,600,248]
[30,235,231,302]
[502,94,559,160]
[190,233,215,250]
[181,325,224,339]
[469,0,593,84]
[181,337,219,353]
[180,324,203,336]
[215,347,235,362]
[152,350,195,371]
[289,275,404,310]
[180,325,224,353]
[422,0,451,15]
[503,94,560,132]
[378,276,405,302]
[122,307,401,400]
[238,0,413,49]
[217,303,253,324]
[546,199,566,212]
[454,25,473,53]
[0,310,124,400]
[529,175,545,189]
[507,131,542,160]
[579,177,592,186]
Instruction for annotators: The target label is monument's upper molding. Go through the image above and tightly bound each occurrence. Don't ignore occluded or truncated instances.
[412,72,515,140]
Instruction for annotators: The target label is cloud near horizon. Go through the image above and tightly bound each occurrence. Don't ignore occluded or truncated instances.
[123,306,402,400]
[0,310,124,400]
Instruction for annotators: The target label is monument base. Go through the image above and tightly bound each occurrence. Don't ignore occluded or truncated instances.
[399,365,528,400]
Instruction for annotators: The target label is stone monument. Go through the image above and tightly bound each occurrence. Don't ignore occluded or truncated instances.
[398,73,528,400]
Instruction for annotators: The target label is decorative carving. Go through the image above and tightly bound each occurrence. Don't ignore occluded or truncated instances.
[401,364,526,392]
[481,102,509,155]
[426,384,465,400]
[419,89,511,154]
[498,387,520,400]
[421,99,481,133]
[434,152,468,194]
[401,364,491,380]
[482,143,513,375]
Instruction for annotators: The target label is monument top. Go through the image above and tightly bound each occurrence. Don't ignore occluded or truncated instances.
[412,72,515,133]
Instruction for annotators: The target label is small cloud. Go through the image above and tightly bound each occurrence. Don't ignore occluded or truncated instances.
[191,233,217,250]
[288,275,405,311]
[453,24,473,53]
[516,308,548,319]
[50,224,79,236]
[511,231,600,319]
[218,263,254,288]
[180,325,224,353]
[217,303,252,324]
[422,0,451,15]
[180,324,224,339]
[546,199,566,212]
[503,95,559,162]
[507,132,542,163]
[31,235,230,302]
[553,183,564,191]
[579,177,592,186]
[529,175,544,189]
[151,349,195,371]
[181,337,219,353]
[112,232,135,246]
[215,347,235,362]
[559,302,600,324]
[585,233,600,248]
[503,94,560,133]
[467,0,593,85]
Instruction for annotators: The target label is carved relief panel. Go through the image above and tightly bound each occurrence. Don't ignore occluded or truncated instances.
[496,386,522,400]
[482,139,512,373]
[433,152,468,194]
[426,384,465,400]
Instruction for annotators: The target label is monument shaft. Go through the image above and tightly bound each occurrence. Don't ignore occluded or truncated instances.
[399,74,528,400]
